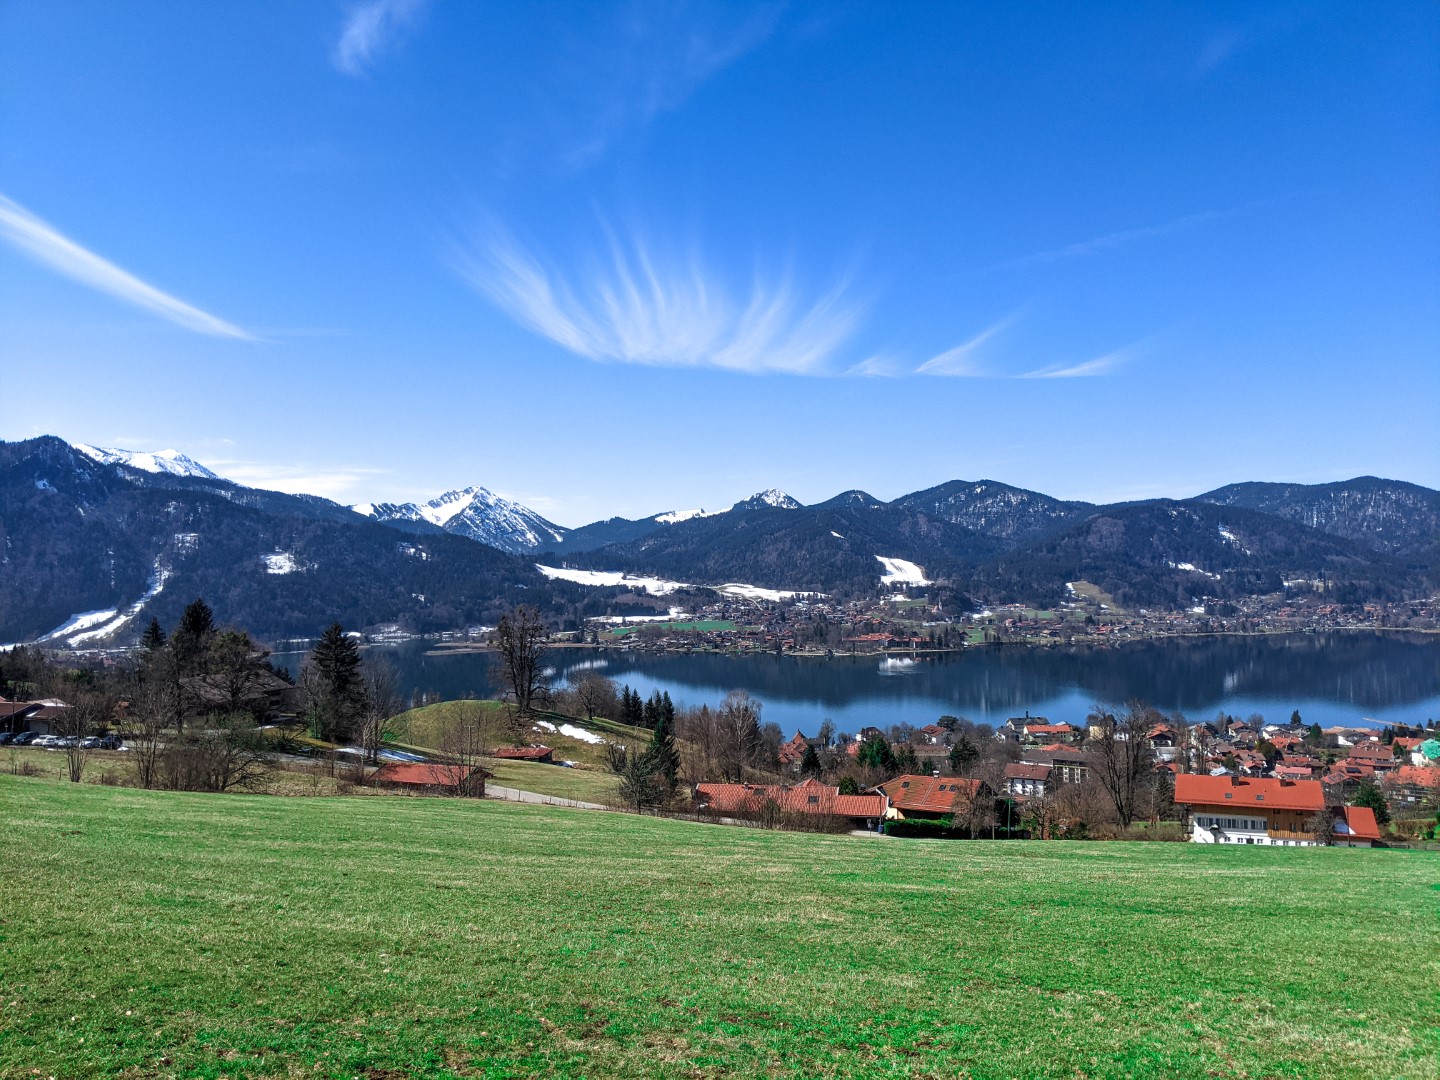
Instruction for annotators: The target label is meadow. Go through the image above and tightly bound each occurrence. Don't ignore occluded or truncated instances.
[1,775,1436,1079]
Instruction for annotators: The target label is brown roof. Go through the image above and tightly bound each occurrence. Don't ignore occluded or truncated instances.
[1173,774,1325,813]
[372,762,486,787]
[491,745,553,761]
[1004,763,1053,782]
[695,777,886,819]
[879,774,982,815]
[1386,765,1440,789]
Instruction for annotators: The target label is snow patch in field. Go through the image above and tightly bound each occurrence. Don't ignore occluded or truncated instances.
[538,565,819,601]
[558,723,604,744]
[536,564,687,595]
[876,556,930,586]
[262,552,299,575]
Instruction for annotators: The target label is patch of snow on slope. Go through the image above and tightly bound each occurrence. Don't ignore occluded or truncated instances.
[69,562,172,645]
[537,565,821,601]
[1168,560,1220,580]
[655,507,727,524]
[263,552,299,575]
[831,531,845,539]
[76,444,220,480]
[535,565,688,595]
[39,608,120,642]
[876,556,931,586]
[558,723,604,744]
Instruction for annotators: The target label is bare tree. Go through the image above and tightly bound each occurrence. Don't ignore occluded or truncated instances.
[717,690,762,782]
[130,649,186,789]
[158,713,272,792]
[1088,701,1157,829]
[357,656,402,765]
[572,672,618,723]
[492,606,549,716]
[436,715,489,796]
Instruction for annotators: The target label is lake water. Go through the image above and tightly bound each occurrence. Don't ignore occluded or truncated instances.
[273,631,1440,736]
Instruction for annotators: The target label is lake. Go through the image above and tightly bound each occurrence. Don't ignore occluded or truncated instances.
[273,631,1440,736]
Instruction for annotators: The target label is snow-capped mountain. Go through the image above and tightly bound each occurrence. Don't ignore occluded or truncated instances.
[732,488,802,511]
[355,486,568,554]
[76,444,221,481]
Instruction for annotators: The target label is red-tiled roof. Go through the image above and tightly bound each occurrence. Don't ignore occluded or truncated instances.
[372,762,484,787]
[1334,805,1381,841]
[491,746,553,761]
[878,774,982,814]
[1386,765,1440,789]
[1024,723,1074,735]
[694,777,886,819]
[1173,774,1325,812]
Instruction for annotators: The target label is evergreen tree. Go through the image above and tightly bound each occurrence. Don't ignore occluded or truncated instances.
[799,742,822,777]
[643,691,661,730]
[141,616,167,651]
[948,734,978,775]
[307,622,364,742]
[646,711,681,792]
[857,733,896,773]
[661,691,675,729]
[171,597,216,674]
[1351,780,1391,827]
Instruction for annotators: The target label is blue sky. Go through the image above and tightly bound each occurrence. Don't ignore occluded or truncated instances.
[2,1,1436,524]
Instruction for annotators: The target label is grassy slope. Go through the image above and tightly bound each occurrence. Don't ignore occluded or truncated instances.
[394,700,651,801]
[2,777,1437,1080]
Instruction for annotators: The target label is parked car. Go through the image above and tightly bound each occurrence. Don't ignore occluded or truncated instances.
[10,731,37,746]
[79,736,102,749]
[98,735,124,750]
[0,732,14,746]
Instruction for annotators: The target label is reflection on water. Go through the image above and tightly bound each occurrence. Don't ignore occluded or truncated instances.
[274,631,1440,737]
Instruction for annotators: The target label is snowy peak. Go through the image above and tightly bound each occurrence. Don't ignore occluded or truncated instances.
[733,488,802,511]
[356,485,568,554]
[76,444,220,481]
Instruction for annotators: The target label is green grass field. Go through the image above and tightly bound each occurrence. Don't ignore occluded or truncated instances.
[1,777,1436,1079]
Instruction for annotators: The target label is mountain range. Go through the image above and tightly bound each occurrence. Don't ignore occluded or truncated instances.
[1,435,1436,645]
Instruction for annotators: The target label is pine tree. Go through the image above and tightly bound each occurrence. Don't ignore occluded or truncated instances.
[171,597,216,674]
[643,691,661,730]
[799,742,822,777]
[307,622,363,742]
[141,617,167,651]
[646,711,681,792]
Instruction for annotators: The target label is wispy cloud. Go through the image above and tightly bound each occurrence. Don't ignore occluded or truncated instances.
[0,193,253,340]
[332,0,426,76]
[1020,346,1134,379]
[456,227,865,376]
[208,459,389,501]
[1000,209,1232,269]
[915,315,1018,377]
[556,2,781,169]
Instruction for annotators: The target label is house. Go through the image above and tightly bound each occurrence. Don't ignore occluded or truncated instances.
[1003,762,1052,798]
[1331,805,1381,847]
[877,774,984,821]
[371,761,488,796]
[778,731,811,770]
[1173,774,1326,846]
[693,777,886,830]
[491,745,554,764]
[0,700,42,733]
[918,723,949,745]
[1411,739,1440,767]
[1383,764,1440,805]
[1022,746,1089,785]
[1021,722,1079,746]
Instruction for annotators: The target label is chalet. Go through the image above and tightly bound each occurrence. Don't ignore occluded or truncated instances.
[1331,805,1381,848]
[1173,774,1325,846]
[693,777,886,830]
[918,724,949,745]
[0,700,42,733]
[1021,722,1079,746]
[491,745,554,764]
[1003,762,1052,798]
[877,774,984,821]
[371,761,488,796]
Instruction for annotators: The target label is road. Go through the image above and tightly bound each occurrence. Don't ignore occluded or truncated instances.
[484,784,611,811]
